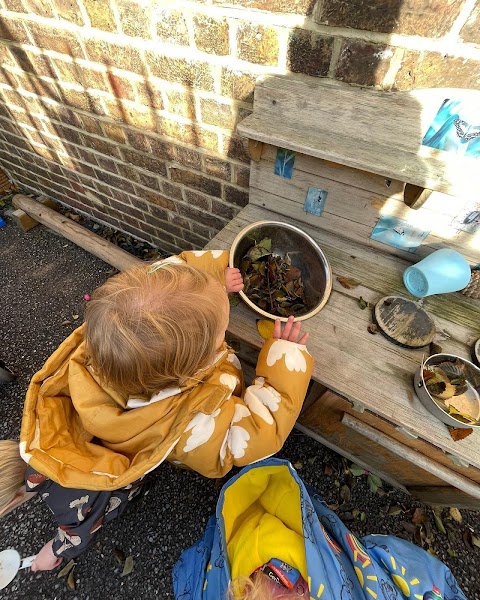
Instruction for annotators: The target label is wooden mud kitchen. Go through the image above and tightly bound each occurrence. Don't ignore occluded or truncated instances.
[208,75,480,509]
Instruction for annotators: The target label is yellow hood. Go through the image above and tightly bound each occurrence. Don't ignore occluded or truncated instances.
[223,464,307,582]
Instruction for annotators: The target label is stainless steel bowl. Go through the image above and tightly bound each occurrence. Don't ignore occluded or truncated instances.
[229,220,332,322]
[414,353,480,429]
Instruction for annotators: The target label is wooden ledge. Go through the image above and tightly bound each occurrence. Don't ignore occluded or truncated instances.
[238,75,480,198]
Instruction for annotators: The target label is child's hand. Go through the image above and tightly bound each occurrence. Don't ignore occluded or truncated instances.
[31,539,62,572]
[225,267,244,293]
[273,315,309,345]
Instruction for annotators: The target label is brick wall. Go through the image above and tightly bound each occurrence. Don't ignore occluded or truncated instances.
[0,0,478,253]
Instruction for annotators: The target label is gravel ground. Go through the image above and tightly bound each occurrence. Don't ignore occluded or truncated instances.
[1,214,480,599]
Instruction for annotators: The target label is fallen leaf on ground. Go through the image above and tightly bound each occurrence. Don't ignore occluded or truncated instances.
[121,555,134,577]
[340,484,351,503]
[449,507,462,523]
[401,521,417,534]
[57,560,75,578]
[114,548,126,566]
[72,314,79,320]
[358,297,369,310]
[360,512,366,522]
[448,426,473,441]
[367,324,378,335]
[324,463,333,476]
[337,276,360,289]
[66,570,76,591]
[434,513,446,534]
[256,319,275,340]
[293,461,303,470]
[388,505,403,516]
[349,464,365,477]
[367,474,383,494]
[61,320,72,326]
[472,535,480,549]
[412,508,428,525]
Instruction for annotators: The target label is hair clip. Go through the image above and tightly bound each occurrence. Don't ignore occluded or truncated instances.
[148,261,176,274]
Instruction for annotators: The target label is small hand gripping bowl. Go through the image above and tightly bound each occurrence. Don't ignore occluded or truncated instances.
[229,221,332,322]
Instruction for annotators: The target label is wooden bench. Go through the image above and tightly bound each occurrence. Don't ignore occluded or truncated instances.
[208,75,480,508]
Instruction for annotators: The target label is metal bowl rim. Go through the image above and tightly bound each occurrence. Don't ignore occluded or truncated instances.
[416,353,480,428]
[229,220,333,322]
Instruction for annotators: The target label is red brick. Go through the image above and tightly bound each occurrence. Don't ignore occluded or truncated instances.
[160,179,183,201]
[55,123,83,145]
[145,52,214,91]
[200,98,236,129]
[223,184,249,207]
[172,146,202,170]
[222,134,250,164]
[316,0,465,37]
[204,156,231,181]
[335,40,394,87]
[170,167,221,197]
[236,22,279,66]
[147,203,169,222]
[288,30,333,77]
[0,18,31,44]
[106,72,136,101]
[53,0,84,26]
[143,190,176,211]
[78,114,104,136]
[86,38,144,74]
[124,104,157,131]
[182,189,211,210]
[103,123,126,144]
[193,13,229,55]
[58,86,104,113]
[125,131,151,152]
[116,0,151,39]
[81,133,121,157]
[95,155,119,173]
[176,200,226,230]
[134,170,159,190]
[95,168,136,194]
[115,162,139,182]
[220,68,256,103]
[155,8,189,45]
[164,88,195,119]
[135,79,164,109]
[83,0,118,32]
[54,59,109,92]
[156,117,196,144]
[24,0,54,16]
[394,50,480,90]
[3,0,26,12]
[11,48,55,78]
[121,147,167,176]
[27,22,85,58]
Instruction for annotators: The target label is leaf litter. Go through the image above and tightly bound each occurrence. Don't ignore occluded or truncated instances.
[239,238,308,318]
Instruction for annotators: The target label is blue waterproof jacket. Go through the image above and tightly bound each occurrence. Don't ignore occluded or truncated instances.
[173,458,467,600]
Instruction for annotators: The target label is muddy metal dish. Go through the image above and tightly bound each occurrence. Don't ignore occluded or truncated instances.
[414,353,480,429]
[229,220,332,322]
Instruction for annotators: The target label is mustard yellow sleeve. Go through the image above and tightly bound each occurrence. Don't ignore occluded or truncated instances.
[169,339,313,478]
[152,250,229,286]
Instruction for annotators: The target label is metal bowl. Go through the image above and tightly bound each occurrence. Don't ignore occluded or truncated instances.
[414,353,480,429]
[229,220,332,322]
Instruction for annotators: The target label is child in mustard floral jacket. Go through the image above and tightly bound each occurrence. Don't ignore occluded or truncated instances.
[12,250,313,571]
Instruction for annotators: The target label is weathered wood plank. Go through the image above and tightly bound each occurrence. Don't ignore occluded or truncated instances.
[207,204,480,469]
[239,76,480,197]
[250,159,480,264]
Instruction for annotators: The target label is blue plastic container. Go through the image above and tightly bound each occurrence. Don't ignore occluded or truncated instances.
[403,248,471,298]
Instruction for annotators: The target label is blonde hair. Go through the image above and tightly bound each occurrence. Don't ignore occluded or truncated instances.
[85,263,226,395]
[0,440,26,511]
[228,574,297,600]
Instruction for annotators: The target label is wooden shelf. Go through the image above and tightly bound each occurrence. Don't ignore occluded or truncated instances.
[238,75,480,198]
